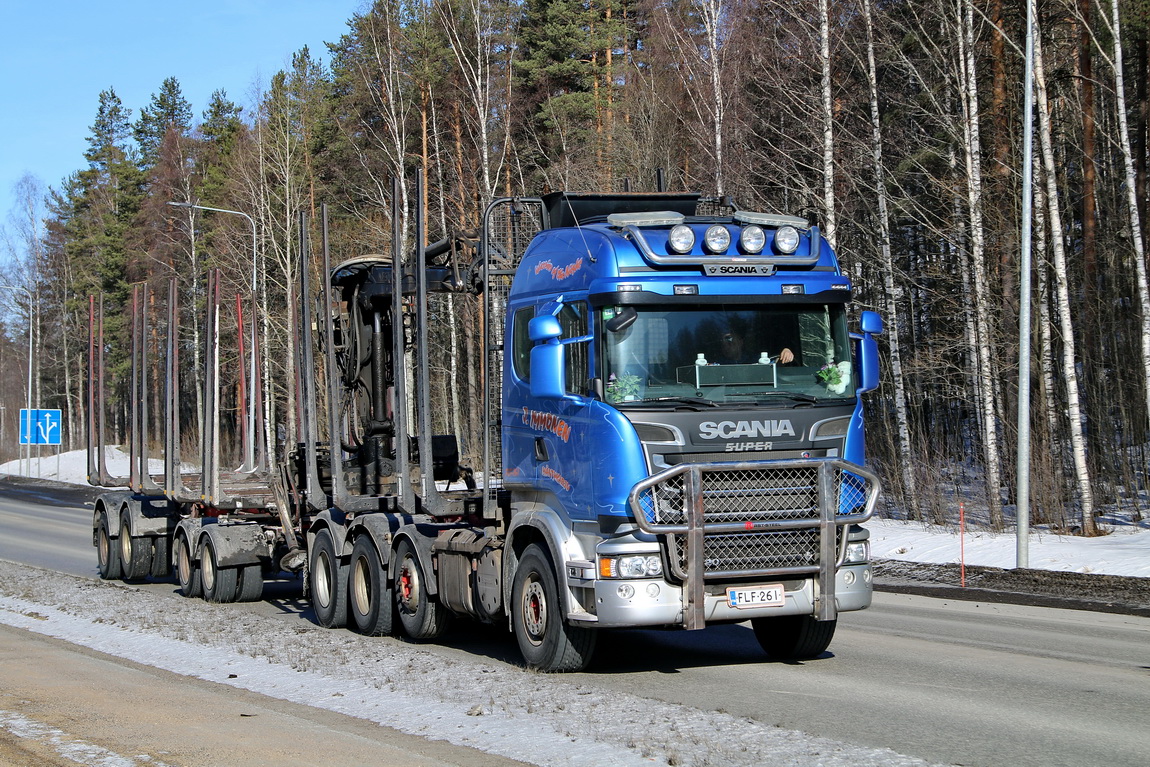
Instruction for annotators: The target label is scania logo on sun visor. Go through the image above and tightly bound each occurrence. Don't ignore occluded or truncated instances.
[697,419,796,440]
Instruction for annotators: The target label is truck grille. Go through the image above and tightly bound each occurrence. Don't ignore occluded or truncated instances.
[630,460,877,582]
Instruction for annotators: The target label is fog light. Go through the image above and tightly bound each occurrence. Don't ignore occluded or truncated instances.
[774,225,800,254]
[863,568,872,584]
[617,584,635,599]
[668,224,695,254]
[703,225,731,253]
[843,570,856,586]
[646,582,660,598]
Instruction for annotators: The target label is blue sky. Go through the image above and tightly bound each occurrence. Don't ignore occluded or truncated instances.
[0,0,357,245]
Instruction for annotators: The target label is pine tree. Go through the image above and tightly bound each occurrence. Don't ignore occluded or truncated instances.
[134,77,194,170]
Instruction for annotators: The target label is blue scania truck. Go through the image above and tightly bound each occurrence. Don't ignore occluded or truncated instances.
[91,186,881,673]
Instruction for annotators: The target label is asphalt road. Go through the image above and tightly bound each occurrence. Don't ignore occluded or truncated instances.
[1,479,1148,767]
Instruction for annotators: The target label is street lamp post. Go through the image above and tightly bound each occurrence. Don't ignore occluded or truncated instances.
[168,201,259,472]
[0,284,34,478]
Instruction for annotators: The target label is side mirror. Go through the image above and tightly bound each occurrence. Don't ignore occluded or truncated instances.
[530,342,566,399]
[857,311,882,393]
[529,315,562,342]
[528,316,566,399]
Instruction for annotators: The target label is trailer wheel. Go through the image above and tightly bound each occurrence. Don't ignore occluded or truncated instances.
[394,539,448,640]
[95,511,122,581]
[235,564,264,602]
[511,544,596,672]
[310,528,347,628]
[150,533,171,579]
[119,509,153,580]
[175,532,202,598]
[752,615,836,660]
[349,536,393,636]
[202,536,239,603]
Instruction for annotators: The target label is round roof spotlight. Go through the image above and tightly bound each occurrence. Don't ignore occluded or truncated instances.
[668,224,695,254]
[774,225,801,254]
[739,224,766,254]
[704,225,732,254]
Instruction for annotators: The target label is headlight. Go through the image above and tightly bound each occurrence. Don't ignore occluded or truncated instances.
[668,224,695,254]
[703,225,731,253]
[739,225,766,254]
[774,225,800,254]
[599,555,663,579]
[844,541,869,564]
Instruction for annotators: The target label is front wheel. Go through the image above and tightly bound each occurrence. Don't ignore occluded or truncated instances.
[511,544,596,672]
[752,615,836,660]
[349,536,393,636]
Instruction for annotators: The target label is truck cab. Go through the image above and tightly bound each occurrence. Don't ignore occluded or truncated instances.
[498,192,881,664]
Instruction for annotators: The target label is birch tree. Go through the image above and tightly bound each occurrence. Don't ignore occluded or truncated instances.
[1033,11,1095,531]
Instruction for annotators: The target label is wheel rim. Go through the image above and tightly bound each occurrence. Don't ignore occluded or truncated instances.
[352,555,371,615]
[397,554,420,615]
[177,537,191,585]
[315,550,332,608]
[97,526,111,568]
[521,575,547,647]
[119,525,132,564]
[202,543,216,591]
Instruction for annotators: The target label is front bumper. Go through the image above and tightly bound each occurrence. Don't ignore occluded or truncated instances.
[591,563,873,628]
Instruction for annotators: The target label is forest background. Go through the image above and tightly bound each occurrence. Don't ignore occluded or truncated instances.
[2,0,1149,537]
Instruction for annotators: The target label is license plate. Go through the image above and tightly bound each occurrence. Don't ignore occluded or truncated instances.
[727,584,785,609]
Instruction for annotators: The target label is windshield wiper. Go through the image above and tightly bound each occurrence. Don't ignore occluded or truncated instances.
[629,396,719,408]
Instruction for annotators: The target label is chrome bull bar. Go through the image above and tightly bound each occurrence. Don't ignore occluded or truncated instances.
[627,458,881,629]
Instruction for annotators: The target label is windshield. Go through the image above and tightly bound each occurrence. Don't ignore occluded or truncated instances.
[601,303,854,406]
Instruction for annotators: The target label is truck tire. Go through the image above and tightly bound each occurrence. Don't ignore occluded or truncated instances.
[752,615,836,660]
[175,532,202,598]
[310,528,347,628]
[202,536,239,603]
[349,536,393,636]
[394,538,448,640]
[150,533,171,578]
[95,511,122,581]
[119,509,153,580]
[511,544,596,672]
[235,564,264,602]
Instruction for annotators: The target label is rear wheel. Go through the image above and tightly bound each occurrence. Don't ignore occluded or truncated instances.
[149,533,171,578]
[511,544,596,672]
[394,539,448,640]
[349,536,393,636]
[752,615,836,660]
[119,509,153,580]
[95,511,122,581]
[202,536,238,603]
[175,532,202,598]
[235,564,264,602]
[310,528,347,628]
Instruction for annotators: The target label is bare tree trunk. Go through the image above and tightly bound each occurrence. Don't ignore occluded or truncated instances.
[1101,0,1150,441]
[863,0,917,518]
[1034,21,1096,531]
[819,0,836,248]
[958,0,1003,526]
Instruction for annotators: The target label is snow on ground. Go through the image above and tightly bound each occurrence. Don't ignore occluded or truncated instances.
[7,448,1149,578]
[0,562,939,767]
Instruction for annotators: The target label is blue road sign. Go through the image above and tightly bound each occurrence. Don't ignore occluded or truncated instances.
[20,409,62,445]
